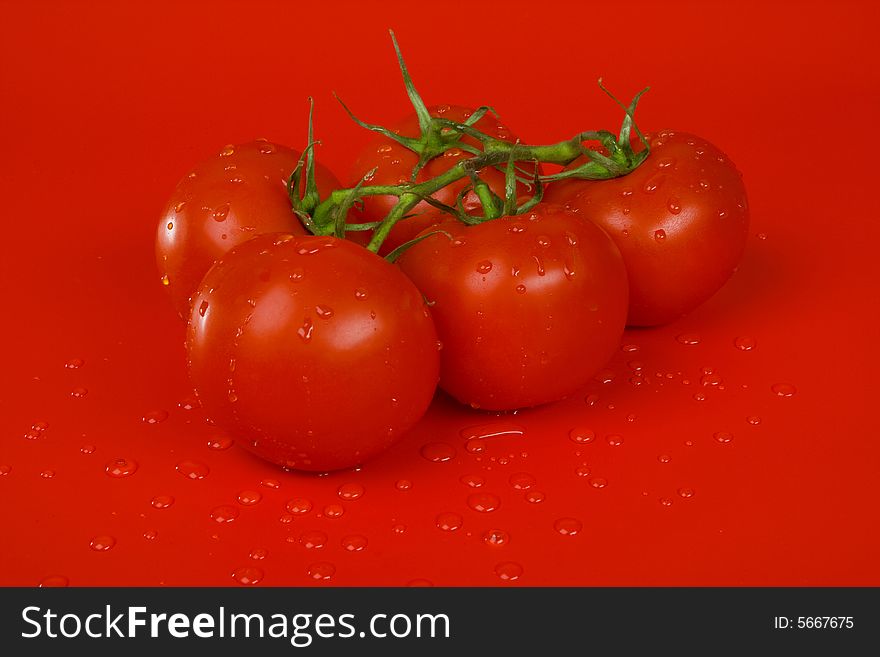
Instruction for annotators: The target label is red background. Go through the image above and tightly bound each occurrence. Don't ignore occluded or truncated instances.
[2,0,877,586]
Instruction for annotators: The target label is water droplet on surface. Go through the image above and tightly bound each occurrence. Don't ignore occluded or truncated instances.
[0,465,11,476]
[142,410,168,424]
[323,504,344,519]
[436,511,463,531]
[515,284,527,294]
[676,333,701,345]
[315,305,334,319]
[39,575,69,587]
[237,490,262,506]
[337,483,364,501]
[307,562,336,581]
[391,523,406,534]
[554,517,582,536]
[508,472,535,490]
[176,460,209,480]
[589,477,607,489]
[701,373,724,387]
[40,470,56,479]
[211,505,239,523]
[80,445,95,455]
[342,535,368,552]
[232,567,263,585]
[198,300,209,317]
[207,436,234,450]
[420,442,456,463]
[174,200,187,213]
[395,479,412,490]
[654,229,667,241]
[575,464,591,477]
[495,561,523,581]
[569,427,595,444]
[714,431,734,444]
[300,530,328,549]
[467,492,501,512]
[249,548,268,560]
[105,457,138,478]
[90,535,116,551]
[219,145,235,157]
[476,260,493,274]
[677,487,695,499]
[734,336,757,351]
[297,318,314,342]
[143,529,158,541]
[525,490,546,503]
[65,358,85,369]
[660,497,674,507]
[70,387,88,398]
[658,454,671,463]
[772,383,797,397]
[460,473,484,488]
[483,529,509,546]
[151,495,174,509]
[606,434,624,447]
[747,416,762,425]
[286,498,312,515]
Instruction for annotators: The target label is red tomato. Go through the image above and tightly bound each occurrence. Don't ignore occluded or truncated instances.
[156,140,341,319]
[348,105,538,253]
[397,209,628,411]
[545,130,749,326]
[186,233,439,472]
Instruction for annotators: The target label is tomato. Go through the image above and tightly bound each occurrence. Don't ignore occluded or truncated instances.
[545,130,749,326]
[156,139,341,319]
[348,105,538,253]
[397,208,628,411]
[186,233,440,472]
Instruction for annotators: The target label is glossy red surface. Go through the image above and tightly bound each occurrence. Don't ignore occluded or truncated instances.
[2,0,877,586]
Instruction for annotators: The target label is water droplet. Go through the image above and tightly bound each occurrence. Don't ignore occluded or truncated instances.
[714,431,733,444]
[323,504,344,519]
[508,472,535,490]
[211,505,239,523]
[525,490,545,503]
[515,284,527,294]
[237,490,262,506]
[105,457,138,478]
[39,575,69,587]
[436,511,463,531]
[482,529,509,546]
[232,566,263,585]
[65,358,85,369]
[772,383,797,397]
[734,336,757,351]
[89,535,116,551]
[337,483,364,501]
[219,144,235,157]
[467,492,501,512]
[286,498,312,515]
[693,392,707,401]
[476,260,493,274]
[307,562,336,581]
[701,373,723,387]
[176,460,210,480]
[495,561,523,581]
[391,523,406,534]
[315,305,334,319]
[395,479,412,490]
[160,274,170,286]
[300,530,328,549]
[676,333,701,345]
[80,445,95,455]
[677,487,695,499]
[606,434,624,447]
[0,465,11,476]
[568,427,595,444]
[212,204,230,222]
[70,387,88,398]
[151,495,174,509]
[173,200,187,213]
[249,548,268,560]
[342,534,368,552]
[142,409,168,424]
[143,529,158,541]
[459,473,484,488]
[207,436,234,450]
[420,442,456,463]
[747,416,762,425]
[659,497,674,507]
[40,470,56,479]
[297,318,314,342]
[575,464,591,477]
[757,232,768,240]
[654,229,667,241]
[658,454,671,464]
[554,517,582,536]
[589,477,607,489]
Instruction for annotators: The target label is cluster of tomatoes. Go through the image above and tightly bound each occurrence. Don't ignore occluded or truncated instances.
[155,38,749,473]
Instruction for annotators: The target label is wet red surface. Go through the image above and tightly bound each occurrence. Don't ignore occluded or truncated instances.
[2,0,878,586]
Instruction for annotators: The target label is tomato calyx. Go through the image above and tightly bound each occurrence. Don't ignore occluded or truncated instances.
[290,31,653,256]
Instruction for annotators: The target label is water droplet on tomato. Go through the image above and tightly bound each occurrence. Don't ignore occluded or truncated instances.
[105,457,138,478]
[0,465,11,476]
[341,534,368,552]
[677,487,695,499]
[476,260,493,274]
[142,409,168,424]
[207,436,233,451]
[483,529,509,546]
[420,442,456,463]
[70,387,88,398]
[747,416,762,425]
[654,229,667,241]
[80,445,95,455]
[174,200,186,213]
[658,454,671,463]
[734,336,757,351]
[606,434,624,447]
[460,473,484,488]
[151,495,174,509]
[508,472,535,490]
[237,490,262,506]
[300,530,328,549]
[219,144,235,157]
[436,512,463,531]
[589,477,607,489]
[495,561,523,581]
[714,431,733,444]
[660,497,674,507]
[701,373,723,387]
[297,318,314,342]
[525,490,546,503]
[232,567,263,585]
[40,469,56,479]
[772,383,797,397]
[65,358,85,369]
[89,535,116,551]
[467,492,501,512]
[212,204,230,222]
[176,460,210,480]
[286,498,312,515]
[515,284,527,294]
[395,479,412,491]
[249,548,268,560]
[307,562,335,581]
[337,483,364,501]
